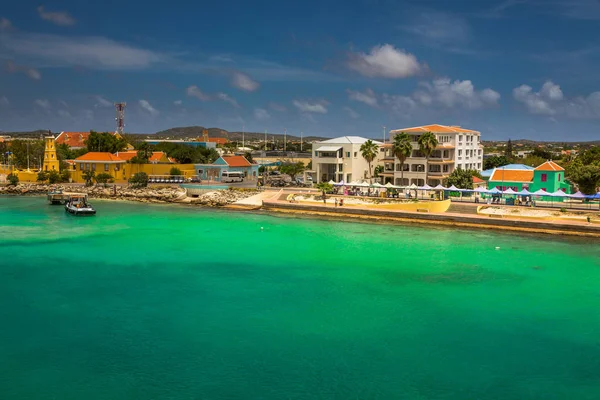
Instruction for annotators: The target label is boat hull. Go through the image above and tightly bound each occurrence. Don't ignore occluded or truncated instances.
[65,205,96,216]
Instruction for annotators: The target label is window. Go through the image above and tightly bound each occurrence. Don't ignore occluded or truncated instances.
[541,173,547,182]
[458,135,463,142]
[354,152,357,157]
[458,150,462,156]
[338,164,343,172]
[558,174,561,181]
[346,152,350,157]
[542,188,546,192]
[443,165,449,173]
[115,164,120,171]
[104,163,109,171]
[91,164,96,171]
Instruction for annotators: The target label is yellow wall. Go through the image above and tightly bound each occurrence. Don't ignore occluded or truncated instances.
[70,163,196,183]
[0,166,39,182]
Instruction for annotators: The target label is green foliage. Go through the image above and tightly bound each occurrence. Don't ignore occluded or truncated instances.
[85,131,128,153]
[170,167,182,176]
[374,165,384,178]
[579,147,600,165]
[129,172,149,188]
[95,172,113,187]
[504,139,513,159]
[131,141,153,164]
[82,170,96,187]
[392,132,413,184]
[47,170,61,184]
[418,132,438,159]
[360,139,379,182]
[56,143,87,161]
[243,151,254,163]
[6,139,45,169]
[7,173,19,186]
[37,171,48,182]
[530,148,553,160]
[153,142,219,164]
[445,168,482,189]
[315,182,333,200]
[279,162,305,179]
[566,158,600,194]
[483,155,510,170]
[60,169,70,183]
[521,155,547,168]
[307,161,312,170]
[258,165,266,173]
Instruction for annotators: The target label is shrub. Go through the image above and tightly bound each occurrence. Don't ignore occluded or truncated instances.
[129,172,149,188]
[47,170,61,184]
[169,167,182,176]
[560,207,567,213]
[7,173,18,186]
[95,173,113,187]
[37,171,48,182]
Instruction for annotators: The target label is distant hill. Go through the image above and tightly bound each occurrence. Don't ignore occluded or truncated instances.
[153,126,325,142]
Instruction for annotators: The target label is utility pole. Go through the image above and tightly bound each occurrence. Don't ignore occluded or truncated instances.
[284,128,287,152]
[26,141,30,171]
[264,129,267,151]
[301,131,303,152]
[383,126,386,144]
[242,125,245,150]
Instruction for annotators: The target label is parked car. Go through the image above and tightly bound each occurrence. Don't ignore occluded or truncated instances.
[187,176,201,183]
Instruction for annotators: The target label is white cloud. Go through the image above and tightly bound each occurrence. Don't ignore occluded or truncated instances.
[403,11,469,43]
[347,44,424,78]
[0,96,8,107]
[513,83,558,115]
[343,106,360,119]
[293,100,328,114]
[416,78,500,109]
[514,80,600,119]
[254,108,270,120]
[231,72,259,92]
[5,61,41,80]
[347,88,378,107]
[0,33,163,70]
[94,96,112,108]
[57,109,71,118]
[173,100,182,105]
[34,99,51,109]
[0,17,12,31]
[37,6,76,26]
[382,94,418,118]
[139,99,158,116]
[186,85,210,101]
[216,92,239,108]
[269,102,286,112]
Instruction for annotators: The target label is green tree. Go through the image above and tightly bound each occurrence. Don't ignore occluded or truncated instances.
[566,159,600,194]
[521,155,546,168]
[60,169,70,183]
[170,167,182,176]
[417,131,439,185]
[129,172,149,188]
[82,170,96,187]
[131,141,153,164]
[279,162,305,179]
[504,139,513,159]
[47,170,61,184]
[445,168,482,189]
[95,172,113,187]
[374,165,384,178]
[392,132,413,186]
[315,182,333,202]
[7,139,45,169]
[37,171,49,183]
[7,173,19,186]
[85,131,128,153]
[360,139,379,183]
[307,161,312,170]
[483,155,510,170]
[531,148,553,160]
[243,151,254,163]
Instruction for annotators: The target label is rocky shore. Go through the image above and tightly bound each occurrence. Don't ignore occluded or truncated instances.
[0,184,259,207]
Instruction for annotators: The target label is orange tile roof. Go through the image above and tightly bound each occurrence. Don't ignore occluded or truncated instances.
[114,151,137,162]
[56,132,91,148]
[221,155,252,167]
[149,151,167,162]
[74,152,125,162]
[490,169,534,183]
[472,176,484,183]
[391,124,479,134]
[535,160,564,171]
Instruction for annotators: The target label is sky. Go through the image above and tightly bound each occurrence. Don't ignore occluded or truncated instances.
[1,0,600,141]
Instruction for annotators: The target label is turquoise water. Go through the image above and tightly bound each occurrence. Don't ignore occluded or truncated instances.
[1,196,600,399]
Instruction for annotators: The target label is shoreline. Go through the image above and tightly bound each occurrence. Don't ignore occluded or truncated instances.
[2,184,599,238]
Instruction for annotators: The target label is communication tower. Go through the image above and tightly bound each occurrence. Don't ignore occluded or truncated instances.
[114,102,126,135]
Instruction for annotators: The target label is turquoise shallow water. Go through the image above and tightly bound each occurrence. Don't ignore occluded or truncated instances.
[1,196,600,399]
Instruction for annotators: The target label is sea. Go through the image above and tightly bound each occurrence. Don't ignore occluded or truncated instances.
[1,196,599,399]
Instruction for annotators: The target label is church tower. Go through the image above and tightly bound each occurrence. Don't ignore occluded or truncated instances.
[43,135,60,172]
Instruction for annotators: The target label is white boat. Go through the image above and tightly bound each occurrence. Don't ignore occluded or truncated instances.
[65,195,96,216]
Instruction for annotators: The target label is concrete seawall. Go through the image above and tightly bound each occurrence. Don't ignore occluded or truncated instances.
[262,201,600,237]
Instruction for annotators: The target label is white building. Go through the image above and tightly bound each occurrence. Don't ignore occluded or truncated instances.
[312,136,383,183]
[382,124,484,186]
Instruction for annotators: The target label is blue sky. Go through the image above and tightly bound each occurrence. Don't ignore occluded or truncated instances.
[1,0,600,140]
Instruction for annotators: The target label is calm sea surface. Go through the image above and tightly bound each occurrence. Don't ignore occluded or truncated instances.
[1,196,599,399]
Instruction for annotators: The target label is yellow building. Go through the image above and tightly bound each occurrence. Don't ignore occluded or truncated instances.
[43,136,60,172]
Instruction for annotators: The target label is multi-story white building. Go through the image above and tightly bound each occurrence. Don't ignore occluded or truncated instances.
[312,136,383,183]
[382,124,483,186]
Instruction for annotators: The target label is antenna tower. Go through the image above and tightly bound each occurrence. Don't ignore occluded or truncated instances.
[114,102,126,135]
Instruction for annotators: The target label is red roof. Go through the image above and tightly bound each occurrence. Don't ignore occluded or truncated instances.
[472,176,484,183]
[56,132,91,148]
[221,155,251,167]
[535,160,564,171]
[390,124,480,134]
[207,137,228,145]
[74,152,125,162]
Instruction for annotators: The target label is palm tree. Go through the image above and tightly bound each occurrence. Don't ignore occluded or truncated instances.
[360,139,379,183]
[392,132,412,186]
[417,131,438,185]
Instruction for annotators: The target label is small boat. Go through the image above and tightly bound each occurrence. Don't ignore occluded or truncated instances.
[47,189,68,205]
[65,195,96,216]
